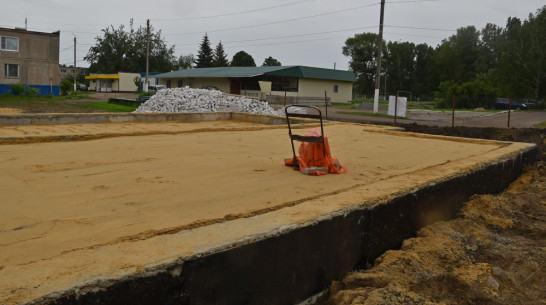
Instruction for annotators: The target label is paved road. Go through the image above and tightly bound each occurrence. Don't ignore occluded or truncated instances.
[323,106,545,128]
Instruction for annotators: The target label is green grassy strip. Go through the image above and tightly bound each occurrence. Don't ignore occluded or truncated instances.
[534,121,546,128]
[0,93,91,101]
[86,102,138,112]
[0,100,137,113]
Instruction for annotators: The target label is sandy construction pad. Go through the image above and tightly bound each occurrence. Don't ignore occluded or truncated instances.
[0,108,23,114]
[0,120,534,304]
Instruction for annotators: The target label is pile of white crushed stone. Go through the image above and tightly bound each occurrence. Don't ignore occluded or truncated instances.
[134,87,284,115]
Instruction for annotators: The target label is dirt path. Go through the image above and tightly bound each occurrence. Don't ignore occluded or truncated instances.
[325,106,546,128]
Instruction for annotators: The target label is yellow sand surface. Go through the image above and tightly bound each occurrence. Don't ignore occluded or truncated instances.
[0,121,533,304]
[0,108,23,114]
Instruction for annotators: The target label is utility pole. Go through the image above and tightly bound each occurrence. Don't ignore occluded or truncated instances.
[373,0,386,113]
[145,19,150,92]
[73,34,77,92]
[384,68,387,100]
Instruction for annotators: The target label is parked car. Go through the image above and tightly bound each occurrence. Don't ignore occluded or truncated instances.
[76,84,88,91]
[148,85,166,93]
[201,86,220,91]
[521,98,540,109]
[494,98,528,110]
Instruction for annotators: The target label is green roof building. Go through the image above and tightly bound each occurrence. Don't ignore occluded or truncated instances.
[155,66,356,104]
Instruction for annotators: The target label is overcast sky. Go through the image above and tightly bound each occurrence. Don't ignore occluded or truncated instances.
[2,0,544,70]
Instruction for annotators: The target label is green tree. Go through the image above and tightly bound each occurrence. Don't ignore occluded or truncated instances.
[144,27,177,72]
[85,25,130,73]
[133,75,142,92]
[195,34,213,68]
[85,24,175,73]
[212,42,229,67]
[413,43,436,99]
[478,23,503,72]
[384,41,416,93]
[175,54,195,70]
[434,26,482,84]
[342,32,384,96]
[262,56,282,66]
[497,7,546,101]
[515,6,546,100]
[231,51,256,67]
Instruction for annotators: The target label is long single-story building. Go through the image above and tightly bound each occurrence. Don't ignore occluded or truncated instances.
[85,72,140,92]
[155,66,356,104]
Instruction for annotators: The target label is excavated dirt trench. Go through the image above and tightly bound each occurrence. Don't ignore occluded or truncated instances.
[321,125,546,305]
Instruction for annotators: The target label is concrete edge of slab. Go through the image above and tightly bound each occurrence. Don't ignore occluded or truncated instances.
[0,112,288,126]
[24,143,537,305]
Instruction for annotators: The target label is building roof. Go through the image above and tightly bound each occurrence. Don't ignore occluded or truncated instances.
[139,72,162,78]
[156,66,356,82]
[0,27,60,37]
[85,72,139,80]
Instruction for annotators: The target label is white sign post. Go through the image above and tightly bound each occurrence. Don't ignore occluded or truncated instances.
[388,95,407,117]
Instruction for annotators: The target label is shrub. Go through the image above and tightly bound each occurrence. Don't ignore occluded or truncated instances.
[138,91,153,99]
[10,83,26,96]
[26,86,40,97]
[437,79,499,109]
[60,79,73,95]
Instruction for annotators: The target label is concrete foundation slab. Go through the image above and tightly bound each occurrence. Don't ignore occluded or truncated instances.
[0,113,536,305]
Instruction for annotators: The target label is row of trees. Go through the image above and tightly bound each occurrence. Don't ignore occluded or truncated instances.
[193,34,282,68]
[344,5,546,106]
[84,28,282,74]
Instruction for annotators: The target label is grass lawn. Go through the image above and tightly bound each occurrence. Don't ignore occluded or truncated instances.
[78,102,139,112]
[535,121,546,128]
[0,95,138,113]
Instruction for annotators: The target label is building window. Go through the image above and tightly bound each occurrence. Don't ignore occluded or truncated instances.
[166,80,172,88]
[4,64,19,78]
[270,76,298,92]
[177,80,183,88]
[333,85,339,93]
[1,36,18,51]
[61,69,67,73]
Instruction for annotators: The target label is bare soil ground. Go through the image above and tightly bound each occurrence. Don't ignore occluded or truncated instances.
[322,126,546,305]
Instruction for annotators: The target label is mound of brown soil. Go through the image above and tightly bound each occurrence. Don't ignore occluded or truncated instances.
[324,162,545,305]
[323,124,546,305]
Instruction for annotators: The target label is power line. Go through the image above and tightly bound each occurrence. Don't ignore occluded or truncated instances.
[165,2,380,36]
[174,25,379,46]
[383,31,444,39]
[385,25,455,31]
[388,0,441,3]
[59,45,73,52]
[151,0,317,21]
[215,35,350,50]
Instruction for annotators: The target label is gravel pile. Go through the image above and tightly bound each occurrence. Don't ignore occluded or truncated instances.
[134,87,283,115]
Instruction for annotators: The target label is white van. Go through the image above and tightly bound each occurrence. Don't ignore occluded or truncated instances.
[148,85,166,93]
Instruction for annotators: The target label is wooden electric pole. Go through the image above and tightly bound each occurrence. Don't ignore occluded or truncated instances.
[145,19,150,92]
[373,0,386,113]
[73,34,77,92]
